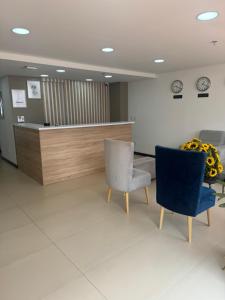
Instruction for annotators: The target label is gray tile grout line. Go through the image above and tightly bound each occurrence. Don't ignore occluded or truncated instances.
[16,201,109,300]
[77,226,159,274]
[153,253,214,300]
[0,203,34,236]
[3,172,224,299]
[0,221,32,238]
[15,198,157,298]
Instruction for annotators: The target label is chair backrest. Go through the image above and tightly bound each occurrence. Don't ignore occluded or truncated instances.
[199,130,225,146]
[155,146,206,216]
[104,139,133,191]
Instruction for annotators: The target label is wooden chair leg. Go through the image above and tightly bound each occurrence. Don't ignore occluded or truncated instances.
[207,209,211,226]
[107,187,112,202]
[125,192,129,214]
[187,216,192,243]
[159,207,165,230]
[144,186,150,204]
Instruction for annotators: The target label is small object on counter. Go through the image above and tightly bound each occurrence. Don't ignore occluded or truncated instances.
[17,116,25,123]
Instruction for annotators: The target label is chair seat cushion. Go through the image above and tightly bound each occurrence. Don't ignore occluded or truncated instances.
[133,157,156,179]
[196,186,216,215]
[129,168,151,192]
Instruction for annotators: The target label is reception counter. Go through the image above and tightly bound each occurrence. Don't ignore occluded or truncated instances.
[14,122,133,185]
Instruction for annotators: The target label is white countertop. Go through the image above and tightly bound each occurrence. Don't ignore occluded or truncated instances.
[14,121,134,131]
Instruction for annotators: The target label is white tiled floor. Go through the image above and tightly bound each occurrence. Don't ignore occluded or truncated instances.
[0,159,224,300]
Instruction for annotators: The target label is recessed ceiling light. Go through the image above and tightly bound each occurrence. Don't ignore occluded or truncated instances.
[40,74,48,77]
[25,66,38,70]
[197,11,219,21]
[56,69,66,73]
[102,47,114,53]
[12,27,30,35]
[154,58,165,63]
[86,79,93,81]
[104,74,112,78]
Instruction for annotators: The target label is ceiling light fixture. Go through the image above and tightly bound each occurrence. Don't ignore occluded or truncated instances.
[25,66,38,70]
[12,27,30,35]
[102,47,114,53]
[86,79,93,82]
[154,58,165,63]
[56,69,65,73]
[197,11,219,21]
[40,74,48,77]
[104,74,112,78]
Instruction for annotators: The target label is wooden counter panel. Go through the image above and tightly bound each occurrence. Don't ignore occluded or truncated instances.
[14,127,43,184]
[40,124,132,184]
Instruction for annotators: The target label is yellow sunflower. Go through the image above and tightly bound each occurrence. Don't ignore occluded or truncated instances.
[218,163,223,173]
[202,143,209,151]
[215,153,220,161]
[192,138,201,143]
[207,156,215,166]
[184,142,191,149]
[209,168,217,177]
[189,142,198,150]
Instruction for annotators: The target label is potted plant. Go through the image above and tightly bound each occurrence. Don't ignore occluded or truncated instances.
[180,138,223,180]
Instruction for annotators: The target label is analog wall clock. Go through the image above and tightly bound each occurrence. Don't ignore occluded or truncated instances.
[171,80,183,94]
[196,77,211,92]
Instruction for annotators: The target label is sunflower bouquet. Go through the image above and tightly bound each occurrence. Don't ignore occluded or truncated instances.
[180,138,223,179]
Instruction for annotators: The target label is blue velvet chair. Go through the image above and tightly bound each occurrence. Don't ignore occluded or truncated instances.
[155,146,216,243]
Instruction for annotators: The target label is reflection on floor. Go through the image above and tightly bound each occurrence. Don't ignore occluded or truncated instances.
[0,158,224,300]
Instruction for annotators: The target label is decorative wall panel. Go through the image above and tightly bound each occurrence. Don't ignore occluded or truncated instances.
[42,79,110,125]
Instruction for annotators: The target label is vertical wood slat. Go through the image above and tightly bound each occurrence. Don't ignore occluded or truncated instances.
[41,79,109,125]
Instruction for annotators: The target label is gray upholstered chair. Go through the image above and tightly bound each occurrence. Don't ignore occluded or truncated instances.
[104,139,151,214]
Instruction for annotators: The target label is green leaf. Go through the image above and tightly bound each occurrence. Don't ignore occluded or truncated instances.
[219,203,225,208]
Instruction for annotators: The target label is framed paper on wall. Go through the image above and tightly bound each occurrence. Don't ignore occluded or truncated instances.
[11,89,27,108]
[0,91,4,119]
[27,80,41,99]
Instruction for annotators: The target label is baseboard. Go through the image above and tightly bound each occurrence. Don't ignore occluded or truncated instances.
[134,151,155,158]
[1,156,18,168]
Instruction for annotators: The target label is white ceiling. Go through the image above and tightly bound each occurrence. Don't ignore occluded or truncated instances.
[0,0,225,80]
[0,59,151,82]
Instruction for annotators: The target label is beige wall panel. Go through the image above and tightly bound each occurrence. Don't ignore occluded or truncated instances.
[40,125,132,185]
[14,124,132,185]
[14,127,43,184]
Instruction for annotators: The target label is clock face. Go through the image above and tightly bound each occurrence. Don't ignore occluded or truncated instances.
[171,80,183,94]
[196,77,211,92]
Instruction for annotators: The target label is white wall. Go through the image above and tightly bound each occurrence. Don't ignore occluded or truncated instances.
[0,75,46,165]
[129,63,225,155]
[0,77,17,164]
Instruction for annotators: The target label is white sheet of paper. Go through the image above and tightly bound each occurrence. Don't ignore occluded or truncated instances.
[27,80,41,99]
[12,90,27,108]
